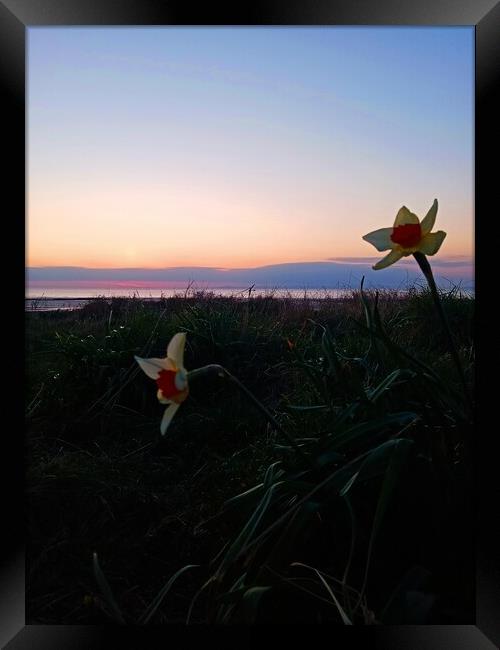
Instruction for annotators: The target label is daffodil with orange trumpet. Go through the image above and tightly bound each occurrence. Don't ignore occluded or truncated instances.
[362,198,471,410]
[135,332,189,435]
[362,199,446,270]
[134,332,315,465]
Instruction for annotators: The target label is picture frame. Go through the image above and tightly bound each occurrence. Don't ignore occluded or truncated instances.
[3,0,498,647]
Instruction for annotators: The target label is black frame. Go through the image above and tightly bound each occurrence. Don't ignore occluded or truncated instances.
[3,0,499,647]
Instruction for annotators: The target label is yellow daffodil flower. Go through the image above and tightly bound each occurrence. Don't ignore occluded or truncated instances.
[362,199,446,270]
[135,332,189,435]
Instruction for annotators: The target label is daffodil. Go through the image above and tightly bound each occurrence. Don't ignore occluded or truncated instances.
[135,332,189,435]
[362,199,446,270]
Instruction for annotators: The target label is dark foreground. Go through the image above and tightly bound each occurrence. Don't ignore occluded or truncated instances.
[26,288,474,624]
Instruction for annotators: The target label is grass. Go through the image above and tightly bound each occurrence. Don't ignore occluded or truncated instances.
[26,285,474,624]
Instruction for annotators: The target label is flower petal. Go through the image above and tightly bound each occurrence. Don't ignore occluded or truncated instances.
[167,333,186,368]
[362,228,394,252]
[420,199,438,236]
[373,248,404,270]
[135,356,171,380]
[160,402,181,435]
[393,206,420,227]
[417,230,447,256]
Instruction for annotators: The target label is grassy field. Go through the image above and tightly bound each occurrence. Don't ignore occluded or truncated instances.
[26,285,474,624]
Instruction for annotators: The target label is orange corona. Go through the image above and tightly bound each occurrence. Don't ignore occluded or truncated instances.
[390,223,422,248]
[157,369,189,403]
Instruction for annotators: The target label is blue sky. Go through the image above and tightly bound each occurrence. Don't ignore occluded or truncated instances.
[27,27,474,285]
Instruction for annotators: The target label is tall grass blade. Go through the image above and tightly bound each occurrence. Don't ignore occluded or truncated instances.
[292,563,352,624]
[92,552,126,624]
[139,564,200,624]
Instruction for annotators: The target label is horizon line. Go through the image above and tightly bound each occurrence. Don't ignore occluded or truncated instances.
[27,255,474,272]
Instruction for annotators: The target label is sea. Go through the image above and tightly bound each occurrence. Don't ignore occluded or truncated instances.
[25,284,475,312]
[25,286,368,312]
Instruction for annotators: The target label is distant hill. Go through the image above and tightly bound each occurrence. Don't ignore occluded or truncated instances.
[27,257,474,290]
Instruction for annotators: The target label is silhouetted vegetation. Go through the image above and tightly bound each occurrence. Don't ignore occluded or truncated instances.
[26,286,474,624]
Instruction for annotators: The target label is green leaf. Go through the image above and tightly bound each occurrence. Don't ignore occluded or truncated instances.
[340,439,414,497]
[314,449,345,469]
[321,327,342,378]
[186,576,216,625]
[279,479,316,495]
[216,586,247,606]
[330,412,418,452]
[139,564,199,624]
[291,563,352,624]
[359,277,373,332]
[261,499,322,574]
[224,483,264,509]
[224,463,284,510]
[286,404,329,412]
[339,471,359,497]
[217,482,283,575]
[355,437,415,607]
[244,463,358,556]
[331,400,361,429]
[237,586,272,623]
[370,438,414,542]
[92,552,125,624]
[366,369,413,403]
[263,461,283,488]
[215,573,248,623]
[381,566,433,623]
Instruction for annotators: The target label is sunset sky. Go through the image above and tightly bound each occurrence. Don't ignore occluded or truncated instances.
[27,27,474,275]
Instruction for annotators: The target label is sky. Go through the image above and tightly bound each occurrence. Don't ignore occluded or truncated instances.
[27,27,474,283]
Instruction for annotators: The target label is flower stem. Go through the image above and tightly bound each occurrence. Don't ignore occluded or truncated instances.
[413,252,472,411]
[187,364,316,470]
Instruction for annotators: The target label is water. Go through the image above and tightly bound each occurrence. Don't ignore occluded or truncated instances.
[25,286,356,311]
[25,284,474,312]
